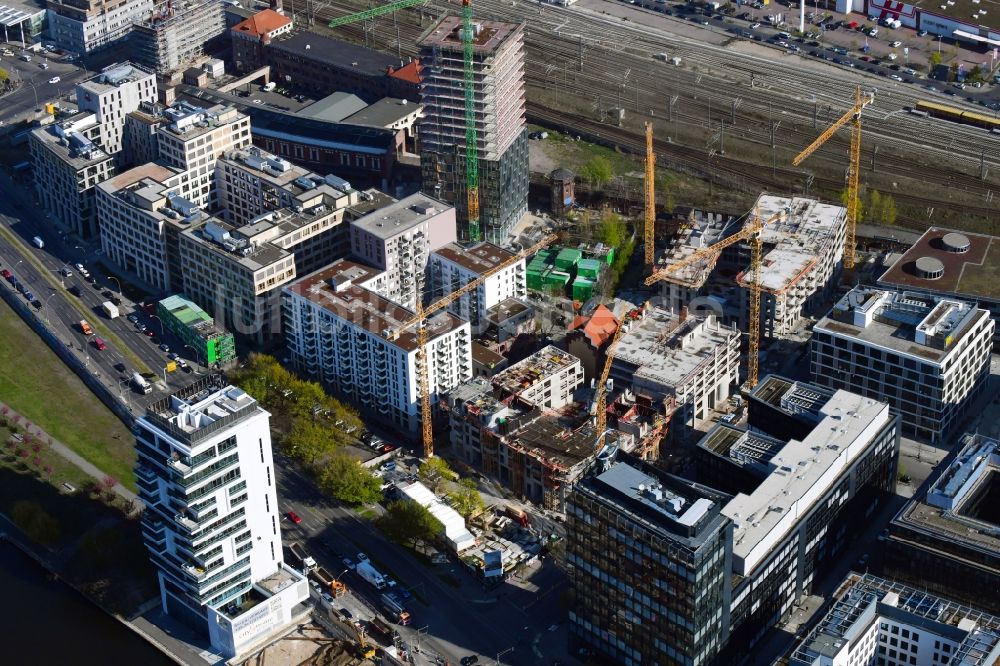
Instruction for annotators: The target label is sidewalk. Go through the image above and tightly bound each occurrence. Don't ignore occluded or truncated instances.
[0,400,137,502]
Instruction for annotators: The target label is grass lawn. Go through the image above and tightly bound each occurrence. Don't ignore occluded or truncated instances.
[0,298,136,490]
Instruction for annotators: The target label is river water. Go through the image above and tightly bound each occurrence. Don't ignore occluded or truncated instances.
[0,542,174,665]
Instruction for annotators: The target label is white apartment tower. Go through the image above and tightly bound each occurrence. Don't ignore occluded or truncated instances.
[135,379,308,658]
[75,63,158,158]
[282,259,473,436]
[428,242,526,334]
[349,193,457,310]
[49,0,155,54]
[811,286,994,443]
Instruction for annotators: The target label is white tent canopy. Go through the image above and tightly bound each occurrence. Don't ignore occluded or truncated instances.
[398,481,477,553]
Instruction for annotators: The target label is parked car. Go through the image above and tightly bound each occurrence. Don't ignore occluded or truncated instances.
[144,329,155,337]
[339,608,353,619]
[357,552,369,562]
[68,285,82,297]
[287,510,302,524]
[159,343,170,353]
[1,269,11,279]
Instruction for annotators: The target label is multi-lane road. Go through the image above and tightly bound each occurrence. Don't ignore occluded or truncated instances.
[0,48,92,125]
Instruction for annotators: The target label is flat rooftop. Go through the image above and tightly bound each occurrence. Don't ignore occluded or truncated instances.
[508,417,614,471]
[271,30,404,77]
[471,341,505,368]
[791,573,1000,666]
[893,433,1000,556]
[30,116,111,169]
[78,62,153,95]
[487,298,531,324]
[878,226,1000,303]
[221,145,310,188]
[298,91,368,123]
[182,218,292,273]
[612,309,737,390]
[579,455,730,547]
[343,97,421,128]
[99,162,177,193]
[352,193,451,240]
[284,259,466,353]
[815,287,986,364]
[722,390,892,575]
[418,15,520,54]
[750,375,836,422]
[433,242,515,275]
[157,102,246,141]
[256,564,302,596]
[144,378,262,448]
[698,423,785,478]
[492,345,579,397]
[909,0,1000,35]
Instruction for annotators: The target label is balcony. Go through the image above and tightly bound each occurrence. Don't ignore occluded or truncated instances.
[175,512,199,532]
[167,456,191,475]
[183,561,209,582]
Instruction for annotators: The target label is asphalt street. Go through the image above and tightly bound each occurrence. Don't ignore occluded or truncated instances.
[0,171,203,410]
[0,48,91,125]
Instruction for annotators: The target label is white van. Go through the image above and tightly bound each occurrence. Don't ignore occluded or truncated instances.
[32,236,44,249]
[262,82,276,92]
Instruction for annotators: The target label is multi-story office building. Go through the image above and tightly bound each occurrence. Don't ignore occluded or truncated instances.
[418,16,528,243]
[567,376,901,665]
[885,433,1000,614]
[48,0,154,54]
[215,146,356,226]
[610,307,740,429]
[349,193,457,310]
[179,219,296,344]
[811,286,994,443]
[789,573,1000,666]
[76,63,158,157]
[130,0,227,74]
[282,259,472,435]
[879,227,1000,350]
[153,102,251,208]
[491,345,583,410]
[134,379,308,659]
[96,162,192,291]
[29,114,115,239]
[566,453,734,666]
[427,242,525,334]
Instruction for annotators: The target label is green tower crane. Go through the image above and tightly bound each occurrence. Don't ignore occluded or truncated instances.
[461,0,480,242]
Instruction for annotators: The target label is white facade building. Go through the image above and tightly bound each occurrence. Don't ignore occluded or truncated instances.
[610,307,740,425]
[811,287,994,444]
[491,345,583,410]
[135,380,308,659]
[428,242,526,334]
[48,0,154,54]
[154,102,251,208]
[349,193,457,310]
[76,63,158,157]
[282,259,472,435]
[789,573,1000,666]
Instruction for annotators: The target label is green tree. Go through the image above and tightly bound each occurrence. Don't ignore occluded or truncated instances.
[580,156,613,188]
[419,456,457,492]
[11,500,60,547]
[839,188,865,223]
[598,211,627,248]
[928,51,942,69]
[448,478,485,517]
[378,500,444,546]
[286,416,336,465]
[868,190,882,224]
[0,68,8,85]
[316,454,382,504]
[867,190,898,226]
[881,195,897,226]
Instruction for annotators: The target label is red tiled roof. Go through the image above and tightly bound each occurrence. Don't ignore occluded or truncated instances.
[233,9,291,39]
[387,60,422,84]
[571,304,618,348]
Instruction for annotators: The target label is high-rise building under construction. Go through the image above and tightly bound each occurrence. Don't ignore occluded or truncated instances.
[417,16,528,245]
[131,0,227,74]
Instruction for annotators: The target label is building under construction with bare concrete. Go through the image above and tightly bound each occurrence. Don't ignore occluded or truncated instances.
[131,0,227,74]
[418,16,528,244]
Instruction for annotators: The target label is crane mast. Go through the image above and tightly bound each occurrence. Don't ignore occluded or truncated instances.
[644,122,656,267]
[462,0,481,242]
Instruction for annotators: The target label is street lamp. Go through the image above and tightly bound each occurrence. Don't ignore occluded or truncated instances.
[495,647,514,665]
[150,314,164,336]
[333,568,350,581]
[108,275,123,295]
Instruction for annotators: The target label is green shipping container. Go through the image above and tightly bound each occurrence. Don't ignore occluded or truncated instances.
[604,248,616,265]
[527,267,545,291]
[544,270,570,288]
[555,248,583,271]
[572,277,594,301]
[577,258,602,279]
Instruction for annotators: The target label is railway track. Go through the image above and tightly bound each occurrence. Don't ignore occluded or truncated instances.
[309,0,999,218]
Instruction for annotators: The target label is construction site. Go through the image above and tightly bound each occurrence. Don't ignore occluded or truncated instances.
[131,0,227,74]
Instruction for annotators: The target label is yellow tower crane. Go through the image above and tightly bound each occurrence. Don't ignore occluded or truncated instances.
[390,234,559,458]
[644,210,781,390]
[792,86,874,271]
[593,317,627,435]
[644,121,656,267]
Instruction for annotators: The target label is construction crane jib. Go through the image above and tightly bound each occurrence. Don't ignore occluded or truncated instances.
[462,0,481,242]
[645,122,656,267]
[327,0,426,28]
[792,86,874,271]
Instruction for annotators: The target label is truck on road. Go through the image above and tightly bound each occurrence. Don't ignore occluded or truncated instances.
[78,320,93,335]
[356,560,387,590]
[101,301,119,319]
[367,616,396,640]
[309,565,347,597]
[380,593,411,625]
[132,372,152,394]
[290,543,317,571]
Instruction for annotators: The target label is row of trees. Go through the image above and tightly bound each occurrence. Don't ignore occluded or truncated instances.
[840,189,899,226]
[230,354,381,505]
